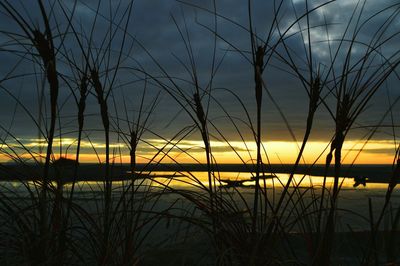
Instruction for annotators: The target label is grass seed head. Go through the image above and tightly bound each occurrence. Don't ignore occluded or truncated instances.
[33,30,52,65]
[91,69,103,100]
[337,93,351,132]
[194,92,205,124]
[78,75,88,128]
[310,76,320,108]
[255,46,264,70]
[254,46,264,106]
[79,75,88,98]
[90,69,109,130]
[33,29,58,98]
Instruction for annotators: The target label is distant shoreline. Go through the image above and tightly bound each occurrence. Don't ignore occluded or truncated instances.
[0,163,396,184]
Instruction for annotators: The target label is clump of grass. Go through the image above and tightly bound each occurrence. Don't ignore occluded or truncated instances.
[0,1,63,263]
[90,67,112,222]
[311,2,400,263]
[251,45,265,234]
[0,0,400,265]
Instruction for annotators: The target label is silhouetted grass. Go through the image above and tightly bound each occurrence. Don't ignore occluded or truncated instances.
[0,0,399,265]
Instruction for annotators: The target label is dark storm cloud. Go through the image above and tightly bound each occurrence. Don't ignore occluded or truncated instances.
[0,0,399,144]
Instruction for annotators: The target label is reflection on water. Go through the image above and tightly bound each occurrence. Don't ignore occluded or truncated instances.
[0,171,395,194]
[0,171,398,231]
[118,171,392,190]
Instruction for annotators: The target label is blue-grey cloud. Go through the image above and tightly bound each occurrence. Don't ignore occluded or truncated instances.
[0,0,399,146]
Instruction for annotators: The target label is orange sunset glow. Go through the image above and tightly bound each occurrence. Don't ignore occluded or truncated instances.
[3,138,395,165]
[1,0,400,264]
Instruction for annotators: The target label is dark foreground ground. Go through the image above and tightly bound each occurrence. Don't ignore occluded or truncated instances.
[0,163,398,264]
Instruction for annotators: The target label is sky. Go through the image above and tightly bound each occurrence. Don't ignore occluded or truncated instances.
[0,0,399,164]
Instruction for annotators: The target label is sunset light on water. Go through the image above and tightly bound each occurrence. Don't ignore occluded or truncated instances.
[0,0,399,264]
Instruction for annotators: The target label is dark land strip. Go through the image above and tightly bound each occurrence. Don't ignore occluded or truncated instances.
[0,163,395,184]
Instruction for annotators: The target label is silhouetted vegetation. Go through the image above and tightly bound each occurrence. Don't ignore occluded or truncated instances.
[0,0,399,265]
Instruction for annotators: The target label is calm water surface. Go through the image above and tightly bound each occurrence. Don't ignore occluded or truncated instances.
[1,171,398,231]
